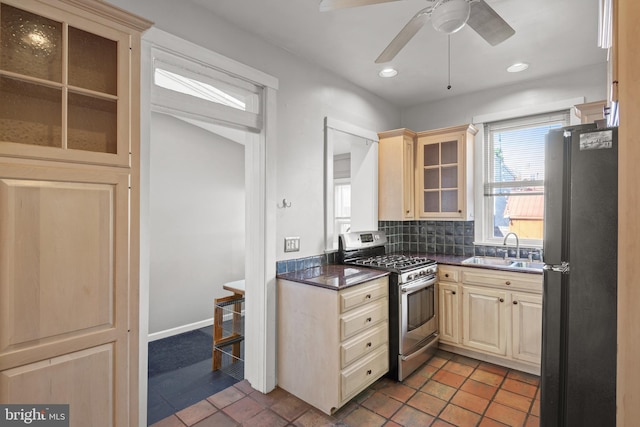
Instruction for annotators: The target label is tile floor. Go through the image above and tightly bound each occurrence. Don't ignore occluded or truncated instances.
[150,350,540,427]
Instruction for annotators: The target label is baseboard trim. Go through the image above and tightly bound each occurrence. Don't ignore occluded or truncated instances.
[148,318,214,342]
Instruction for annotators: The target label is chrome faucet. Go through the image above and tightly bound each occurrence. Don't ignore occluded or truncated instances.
[503,232,520,259]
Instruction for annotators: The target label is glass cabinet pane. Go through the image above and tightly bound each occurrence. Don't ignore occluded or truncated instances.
[68,92,117,153]
[441,166,458,188]
[424,191,439,212]
[423,144,439,167]
[0,4,62,82]
[441,140,458,164]
[0,76,61,147]
[68,26,117,95]
[441,190,458,212]
[423,169,439,190]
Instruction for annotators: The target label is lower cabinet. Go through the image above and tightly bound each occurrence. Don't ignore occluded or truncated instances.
[277,276,389,415]
[437,266,542,374]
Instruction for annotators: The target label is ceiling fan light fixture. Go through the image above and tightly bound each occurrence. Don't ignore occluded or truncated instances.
[378,67,398,78]
[431,0,470,34]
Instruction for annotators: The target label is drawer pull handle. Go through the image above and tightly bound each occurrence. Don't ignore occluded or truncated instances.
[366,369,372,375]
[513,301,518,305]
[505,281,511,285]
[366,342,372,347]
[365,294,372,299]
[366,317,372,322]
[445,273,449,278]
[499,298,504,303]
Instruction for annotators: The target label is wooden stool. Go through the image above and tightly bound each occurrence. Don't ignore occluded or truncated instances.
[212,280,245,371]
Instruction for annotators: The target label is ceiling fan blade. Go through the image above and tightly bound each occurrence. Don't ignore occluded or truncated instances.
[319,0,403,12]
[375,7,431,63]
[466,0,515,46]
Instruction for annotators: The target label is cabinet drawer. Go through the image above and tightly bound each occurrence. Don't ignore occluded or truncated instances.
[340,299,388,341]
[340,277,388,313]
[462,270,542,292]
[341,322,388,368]
[341,345,388,402]
[439,267,460,283]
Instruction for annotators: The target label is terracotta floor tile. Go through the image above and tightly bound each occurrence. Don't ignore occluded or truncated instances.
[438,404,482,427]
[421,379,457,401]
[530,399,540,417]
[175,399,217,426]
[377,382,417,402]
[355,387,376,404]
[451,389,490,414]
[242,408,288,427]
[342,407,387,427]
[500,379,537,399]
[192,411,239,427]
[525,415,540,427]
[249,387,290,408]
[331,400,358,421]
[442,360,475,377]
[428,356,449,368]
[233,379,256,395]
[460,378,498,400]
[478,362,509,377]
[484,402,528,427]
[406,390,448,416]
[150,415,186,427]
[390,405,436,427]
[222,396,265,423]
[478,417,510,427]
[403,371,429,389]
[382,421,403,427]
[435,350,455,360]
[413,363,439,379]
[270,395,311,422]
[361,391,403,418]
[292,409,336,427]
[207,386,246,409]
[507,371,540,386]
[470,369,505,387]
[493,389,533,413]
[432,419,456,427]
[371,377,396,391]
[451,354,481,368]
[433,369,467,389]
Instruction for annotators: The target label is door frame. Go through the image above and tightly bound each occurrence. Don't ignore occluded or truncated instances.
[139,27,278,426]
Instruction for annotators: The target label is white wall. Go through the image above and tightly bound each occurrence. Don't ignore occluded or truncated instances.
[401,63,607,131]
[105,0,401,262]
[149,113,245,334]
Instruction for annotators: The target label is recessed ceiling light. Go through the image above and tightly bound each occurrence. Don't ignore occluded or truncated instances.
[507,62,529,73]
[379,68,398,78]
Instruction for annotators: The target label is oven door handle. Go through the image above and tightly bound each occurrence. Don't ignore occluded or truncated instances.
[401,277,436,294]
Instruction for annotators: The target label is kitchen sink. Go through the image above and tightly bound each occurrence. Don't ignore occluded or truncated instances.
[462,257,544,271]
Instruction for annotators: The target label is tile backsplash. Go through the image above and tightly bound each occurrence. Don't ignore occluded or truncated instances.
[276,220,542,274]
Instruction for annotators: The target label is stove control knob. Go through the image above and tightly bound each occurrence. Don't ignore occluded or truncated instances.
[407,274,414,281]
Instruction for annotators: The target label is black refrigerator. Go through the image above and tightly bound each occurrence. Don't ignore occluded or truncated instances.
[541,124,617,426]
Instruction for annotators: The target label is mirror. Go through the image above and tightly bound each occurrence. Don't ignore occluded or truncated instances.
[324,117,379,251]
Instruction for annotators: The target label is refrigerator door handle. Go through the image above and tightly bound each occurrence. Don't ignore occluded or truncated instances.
[543,261,570,273]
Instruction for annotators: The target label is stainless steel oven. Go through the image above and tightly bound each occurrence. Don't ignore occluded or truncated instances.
[339,230,439,381]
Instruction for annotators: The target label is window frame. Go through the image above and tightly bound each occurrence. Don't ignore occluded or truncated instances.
[472,98,584,248]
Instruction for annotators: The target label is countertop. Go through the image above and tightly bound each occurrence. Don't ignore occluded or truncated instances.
[276,264,389,290]
[404,253,544,275]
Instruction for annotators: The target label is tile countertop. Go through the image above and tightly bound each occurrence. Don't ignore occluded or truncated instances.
[276,264,390,290]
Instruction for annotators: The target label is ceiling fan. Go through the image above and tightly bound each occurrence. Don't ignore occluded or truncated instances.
[319,0,516,63]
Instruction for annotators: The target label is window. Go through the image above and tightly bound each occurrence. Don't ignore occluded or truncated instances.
[481,110,570,246]
[334,180,351,244]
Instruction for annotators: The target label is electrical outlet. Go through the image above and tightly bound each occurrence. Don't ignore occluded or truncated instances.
[284,236,300,252]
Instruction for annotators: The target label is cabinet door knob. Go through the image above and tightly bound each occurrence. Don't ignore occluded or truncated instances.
[366,342,372,347]
[365,294,372,299]
[505,281,511,286]
[366,317,372,322]
[452,291,456,295]
[366,369,372,375]
[499,298,504,303]
[458,210,462,213]
[513,301,518,305]
[445,273,449,278]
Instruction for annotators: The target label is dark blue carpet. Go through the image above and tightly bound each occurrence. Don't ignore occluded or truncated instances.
[147,326,242,425]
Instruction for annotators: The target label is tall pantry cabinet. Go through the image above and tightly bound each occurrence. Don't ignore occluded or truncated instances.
[0,1,151,425]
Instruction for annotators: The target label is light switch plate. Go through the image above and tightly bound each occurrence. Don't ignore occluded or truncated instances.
[284,236,300,252]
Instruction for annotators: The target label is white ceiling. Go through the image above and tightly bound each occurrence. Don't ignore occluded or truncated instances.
[190,0,607,108]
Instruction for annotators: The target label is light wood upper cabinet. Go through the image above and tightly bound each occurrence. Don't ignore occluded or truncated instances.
[378,129,416,220]
[574,100,607,124]
[0,0,149,167]
[415,124,477,220]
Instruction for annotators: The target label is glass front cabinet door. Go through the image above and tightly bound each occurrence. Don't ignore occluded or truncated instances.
[415,124,477,220]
